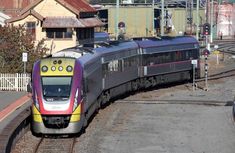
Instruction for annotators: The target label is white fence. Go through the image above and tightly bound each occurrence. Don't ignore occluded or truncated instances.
[0,73,31,91]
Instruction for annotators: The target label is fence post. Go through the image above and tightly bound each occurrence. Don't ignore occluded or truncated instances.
[15,73,18,91]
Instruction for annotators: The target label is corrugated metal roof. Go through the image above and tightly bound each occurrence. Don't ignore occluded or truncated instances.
[42,17,104,28]
[1,0,96,17]
[42,17,84,28]
[0,0,34,17]
[63,0,96,13]
[6,10,43,23]
[79,18,105,27]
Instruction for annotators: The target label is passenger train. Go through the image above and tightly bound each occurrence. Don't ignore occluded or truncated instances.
[31,36,200,135]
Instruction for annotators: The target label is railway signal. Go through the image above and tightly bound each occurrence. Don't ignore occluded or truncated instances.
[191,60,198,91]
[203,23,211,36]
[203,49,210,91]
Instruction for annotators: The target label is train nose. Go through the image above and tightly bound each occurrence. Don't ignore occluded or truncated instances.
[42,116,71,128]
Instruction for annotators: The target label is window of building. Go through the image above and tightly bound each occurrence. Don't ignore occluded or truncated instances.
[46,28,72,39]
[26,22,36,40]
[77,28,94,40]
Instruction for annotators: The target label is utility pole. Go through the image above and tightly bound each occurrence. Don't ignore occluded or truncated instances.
[152,0,155,36]
[115,0,119,40]
[196,0,199,40]
[210,0,214,43]
[205,0,209,49]
[161,0,164,36]
[186,0,193,35]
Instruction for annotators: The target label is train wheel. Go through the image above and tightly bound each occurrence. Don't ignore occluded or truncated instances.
[132,80,138,91]
[82,113,88,129]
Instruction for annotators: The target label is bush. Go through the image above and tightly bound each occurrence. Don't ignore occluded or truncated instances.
[0,25,48,73]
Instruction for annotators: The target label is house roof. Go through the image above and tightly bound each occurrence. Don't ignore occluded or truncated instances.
[6,9,44,23]
[42,17,104,28]
[42,17,84,28]
[0,0,31,9]
[79,18,105,28]
[62,0,96,13]
[0,0,33,17]
[19,0,96,17]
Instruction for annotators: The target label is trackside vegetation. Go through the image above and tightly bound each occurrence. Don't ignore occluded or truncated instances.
[0,25,48,73]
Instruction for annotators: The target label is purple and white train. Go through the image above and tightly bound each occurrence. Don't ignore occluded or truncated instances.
[31,36,200,135]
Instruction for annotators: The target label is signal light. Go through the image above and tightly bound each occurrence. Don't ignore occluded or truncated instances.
[58,66,63,71]
[41,66,48,72]
[51,66,56,71]
[203,23,210,36]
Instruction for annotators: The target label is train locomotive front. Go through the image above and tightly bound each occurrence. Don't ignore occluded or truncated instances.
[31,57,85,135]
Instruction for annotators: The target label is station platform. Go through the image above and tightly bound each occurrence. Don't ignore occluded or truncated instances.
[0,91,31,133]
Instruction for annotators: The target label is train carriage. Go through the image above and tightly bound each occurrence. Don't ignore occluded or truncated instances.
[31,36,200,135]
[135,36,200,88]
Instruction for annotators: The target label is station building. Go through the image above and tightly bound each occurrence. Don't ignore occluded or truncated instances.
[5,0,104,54]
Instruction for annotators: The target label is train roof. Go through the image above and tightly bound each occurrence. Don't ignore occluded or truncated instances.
[94,40,138,54]
[78,41,138,66]
[134,36,199,48]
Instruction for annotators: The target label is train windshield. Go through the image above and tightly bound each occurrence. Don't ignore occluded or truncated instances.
[42,76,72,100]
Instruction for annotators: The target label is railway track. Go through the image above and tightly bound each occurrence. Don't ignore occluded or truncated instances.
[116,99,230,106]
[196,68,235,82]
[33,137,77,153]
[215,41,235,54]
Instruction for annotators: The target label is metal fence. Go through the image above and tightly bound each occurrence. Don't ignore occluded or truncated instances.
[0,73,31,91]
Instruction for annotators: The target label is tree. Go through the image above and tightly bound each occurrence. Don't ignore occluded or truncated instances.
[0,25,48,73]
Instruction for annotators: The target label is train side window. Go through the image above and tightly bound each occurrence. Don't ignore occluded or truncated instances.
[124,56,137,68]
[175,51,183,61]
[185,51,190,59]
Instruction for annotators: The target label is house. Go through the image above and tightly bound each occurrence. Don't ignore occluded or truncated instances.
[6,0,104,54]
[0,11,10,26]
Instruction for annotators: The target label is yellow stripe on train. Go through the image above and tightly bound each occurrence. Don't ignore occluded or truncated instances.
[32,104,43,123]
[40,58,75,76]
[70,104,82,122]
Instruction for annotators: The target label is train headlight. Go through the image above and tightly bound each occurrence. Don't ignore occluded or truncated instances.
[73,89,79,111]
[51,66,56,71]
[41,66,48,72]
[34,91,40,110]
[58,66,63,71]
[66,65,73,72]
